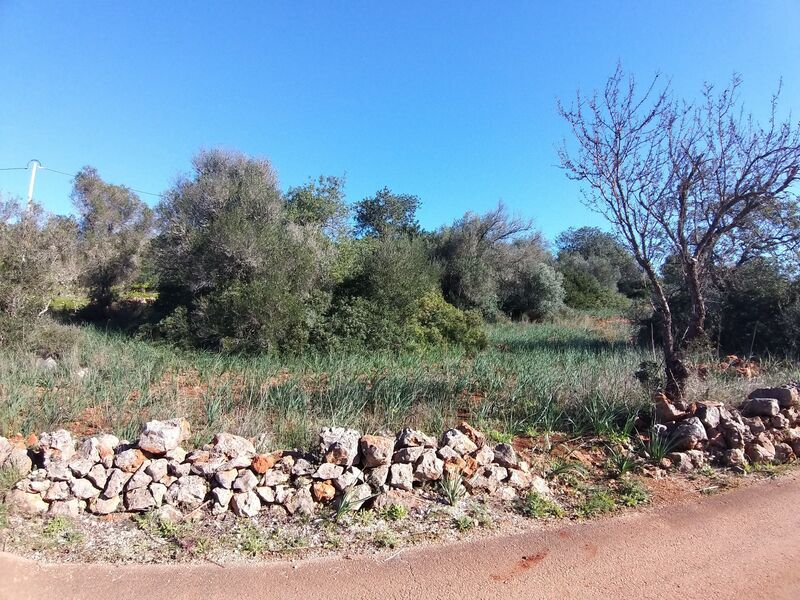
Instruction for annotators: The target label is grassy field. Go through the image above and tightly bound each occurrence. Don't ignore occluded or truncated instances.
[1,315,797,450]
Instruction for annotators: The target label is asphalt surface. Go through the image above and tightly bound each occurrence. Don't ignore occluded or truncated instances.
[3,472,800,599]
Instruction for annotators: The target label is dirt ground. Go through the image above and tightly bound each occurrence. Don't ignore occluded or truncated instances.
[3,470,800,600]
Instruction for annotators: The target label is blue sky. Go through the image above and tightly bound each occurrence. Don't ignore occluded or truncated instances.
[1,1,798,241]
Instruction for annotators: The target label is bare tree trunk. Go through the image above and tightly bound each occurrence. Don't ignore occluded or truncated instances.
[644,264,689,401]
[684,257,706,346]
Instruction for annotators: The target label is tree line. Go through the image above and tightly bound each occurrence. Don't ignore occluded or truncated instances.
[1,68,799,403]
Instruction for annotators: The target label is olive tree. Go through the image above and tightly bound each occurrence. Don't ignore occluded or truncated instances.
[72,166,153,306]
[152,149,327,352]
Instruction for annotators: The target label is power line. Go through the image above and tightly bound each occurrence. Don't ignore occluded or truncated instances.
[0,163,162,197]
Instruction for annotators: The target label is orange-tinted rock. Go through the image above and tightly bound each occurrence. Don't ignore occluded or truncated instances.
[311,480,336,502]
[251,453,278,474]
[456,421,486,449]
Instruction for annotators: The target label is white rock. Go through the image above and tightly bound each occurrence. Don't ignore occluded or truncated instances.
[318,427,360,466]
[39,430,75,463]
[230,491,261,517]
[440,429,478,455]
[103,468,131,498]
[91,496,121,515]
[86,463,108,489]
[138,418,191,455]
[71,478,101,500]
[389,463,414,491]
[232,469,259,492]
[314,463,344,480]
[48,499,80,517]
[414,451,444,482]
[213,432,255,458]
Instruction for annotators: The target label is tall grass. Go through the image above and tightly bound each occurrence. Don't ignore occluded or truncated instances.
[1,319,797,450]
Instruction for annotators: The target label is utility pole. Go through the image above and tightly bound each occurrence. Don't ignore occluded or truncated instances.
[26,159,41,211]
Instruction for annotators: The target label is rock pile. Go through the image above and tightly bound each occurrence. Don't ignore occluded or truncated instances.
[2,419,549,519]
[654,385,800,471]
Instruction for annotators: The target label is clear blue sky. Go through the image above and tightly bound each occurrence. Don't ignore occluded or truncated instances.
[1,1,798,241]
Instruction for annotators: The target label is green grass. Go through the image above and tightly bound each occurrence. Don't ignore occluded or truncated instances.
[1,318,797,449]
[615,479,649,507]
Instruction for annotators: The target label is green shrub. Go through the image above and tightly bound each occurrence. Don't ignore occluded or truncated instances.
[410,291,487,352]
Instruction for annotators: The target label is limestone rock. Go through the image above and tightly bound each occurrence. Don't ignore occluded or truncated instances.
[103,468,131,498]
[126,487,156,511]
[39,430,75,463]
[396,428,436,449]
[291,458,315,476]
[392,446,424,464]
[211,487,233,509]
[312,480,336,502]
[213,432,255,458]
[465,464,508,494]
[255,486,275,504]
[366,465,390,488]
[283,486,315,516]
[748,387,799,409]
[151,482,167,506]
[333,466,363,491]
[165,475,208,509]
[654,398,687,423]
[138,418,191,455]
[507,469,533,489]
[318,427,360,466]
[723,448,747,469]
[472,446,495,466]
[666,452,694,472]
[669,417,708,451]
[127,467,153,491]
[91,496,121,515]
[695,403,721,429]
[440,429,478,455]
[389,463,414,491]
[773,443,795,464]
[360,435,395,467]
[741,398,780,418]
[6,447,32,476]
[115,448,146,473]
[413,451,444,482]
[746,438,776,463]
[314,463,344,480]
[232,469,259,493]
[44,481,70,501]
[48,499,79,517]
[261,467,291,487]
[230,491,261,517]
[456,422,486,449]
[6,489,48,515]
[215,469,237,489]
[492,443,519,469]
[71,478,100,500]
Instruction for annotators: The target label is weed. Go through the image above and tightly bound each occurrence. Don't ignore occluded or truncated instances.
[615,480,649,507]
[577,488,616,517]
[605,446,637,477]
[639,430,676,463]
[469,503,494,528]
[486,429,514,444]
[380,504,408,521]
[453,515,474,532]
[516,492,565,518]
[547,460,588,480]
[372,529,399,549]
[237,520,267,557]
[439,474,467,506]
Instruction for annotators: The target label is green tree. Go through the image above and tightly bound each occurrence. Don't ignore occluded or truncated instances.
[72,166,153,306]
[354,187,420,238]
[152,149,327,352]
[285,175,349,238]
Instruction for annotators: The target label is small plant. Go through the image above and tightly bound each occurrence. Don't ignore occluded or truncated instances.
[237,520,267,557]
[516,491,565,518]
[373,529,399,549]
[615,479,649,507]
[469,503,494,528]
[43,516,71,537]
[639,429,676,463]
[577,488,616,517]
[439,474,467,506]
[453,515,474,532]
[380,503,408,522]
[487,429,514,444]
[546,460,588,480]
[334,486,375,521]
[605,446,636,477]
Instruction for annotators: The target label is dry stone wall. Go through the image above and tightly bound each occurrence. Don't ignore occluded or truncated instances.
[2,384,798,520]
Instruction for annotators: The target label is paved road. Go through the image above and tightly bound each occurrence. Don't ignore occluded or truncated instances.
[3,472,800,599]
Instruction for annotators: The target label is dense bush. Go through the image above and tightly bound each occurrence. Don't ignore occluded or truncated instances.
[410,291,487,352]
[151,149,328,352]
[499,257,565,321]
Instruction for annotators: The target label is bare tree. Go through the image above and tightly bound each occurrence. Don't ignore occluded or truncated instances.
[558,67,800,399]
